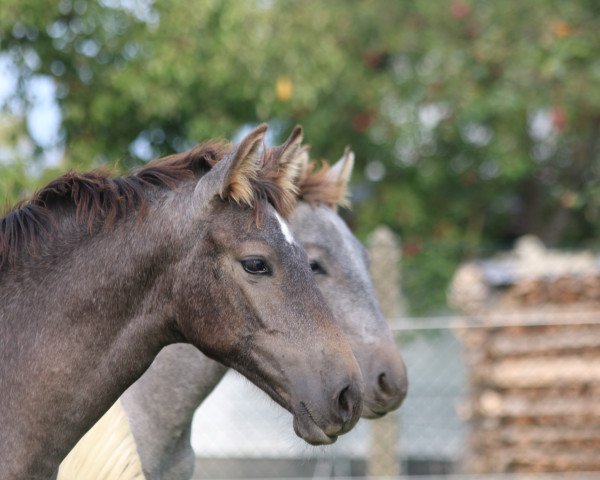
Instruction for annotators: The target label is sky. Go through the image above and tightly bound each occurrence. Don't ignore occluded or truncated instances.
[0,53,62,167]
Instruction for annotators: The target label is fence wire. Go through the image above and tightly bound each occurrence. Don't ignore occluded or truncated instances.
[190,314,600,479]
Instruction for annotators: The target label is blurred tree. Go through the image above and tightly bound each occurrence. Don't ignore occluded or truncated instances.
[2,0,600,312]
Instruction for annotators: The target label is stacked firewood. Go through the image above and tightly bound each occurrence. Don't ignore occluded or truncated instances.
[449,236,600,473]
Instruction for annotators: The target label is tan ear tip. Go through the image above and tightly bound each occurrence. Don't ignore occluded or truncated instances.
[344,148,355,164]
[253,123,269,135]
[290,124,304,142]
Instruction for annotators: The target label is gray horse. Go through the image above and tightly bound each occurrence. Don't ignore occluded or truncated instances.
[58,148,408,479]
[0,126,365,479]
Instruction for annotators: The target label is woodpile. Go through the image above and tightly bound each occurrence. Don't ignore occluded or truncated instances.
[449,236,600,473]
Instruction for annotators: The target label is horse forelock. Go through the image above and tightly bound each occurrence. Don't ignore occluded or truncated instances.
[252,146,300,220]
[0,140,299,268]
[204,143,300,223]
[298,161,350,209]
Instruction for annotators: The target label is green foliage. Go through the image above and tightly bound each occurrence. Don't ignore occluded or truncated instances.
[2,0,600,313]
[401,239,466,316]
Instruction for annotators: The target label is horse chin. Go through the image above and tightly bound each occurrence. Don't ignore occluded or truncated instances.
[361,404,388,419]
[292,414,338,446]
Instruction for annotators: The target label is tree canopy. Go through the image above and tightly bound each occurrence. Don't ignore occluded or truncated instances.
[2,0,600,312]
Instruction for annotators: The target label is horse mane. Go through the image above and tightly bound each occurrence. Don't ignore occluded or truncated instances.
[0,141,297,268]
[298,161,351,209]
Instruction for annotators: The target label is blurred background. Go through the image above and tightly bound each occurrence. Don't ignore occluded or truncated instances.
[2,1,600,478]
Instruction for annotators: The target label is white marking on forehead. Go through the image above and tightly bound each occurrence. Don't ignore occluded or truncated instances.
[274,211,296,245]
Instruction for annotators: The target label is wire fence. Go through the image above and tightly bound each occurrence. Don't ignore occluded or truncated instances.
[189,313,600,479]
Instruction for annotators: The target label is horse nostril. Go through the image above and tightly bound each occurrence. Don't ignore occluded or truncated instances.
[336,383,361,428]
[378,372,392,395]
[375,366,409,411]
[337,385,350,417]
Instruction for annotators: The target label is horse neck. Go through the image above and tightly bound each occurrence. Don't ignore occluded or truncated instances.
[120,344,228,475]
[0,189,189,478]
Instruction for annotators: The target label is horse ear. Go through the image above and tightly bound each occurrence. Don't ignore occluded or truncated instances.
[196,124,267,207]
[327,146,355,189]
[294,145,311,186]
[274,125,306,190]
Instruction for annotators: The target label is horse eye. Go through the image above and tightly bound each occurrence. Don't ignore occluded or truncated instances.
[241,258,271,275]
[309,260,327,275]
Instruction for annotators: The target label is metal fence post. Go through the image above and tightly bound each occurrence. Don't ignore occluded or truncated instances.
[366,226,404,478]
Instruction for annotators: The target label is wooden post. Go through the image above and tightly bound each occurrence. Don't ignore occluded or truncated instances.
[366,226,404,478]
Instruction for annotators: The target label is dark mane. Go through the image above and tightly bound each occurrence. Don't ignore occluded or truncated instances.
[0,140,296,268]
[252,146,299,220]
